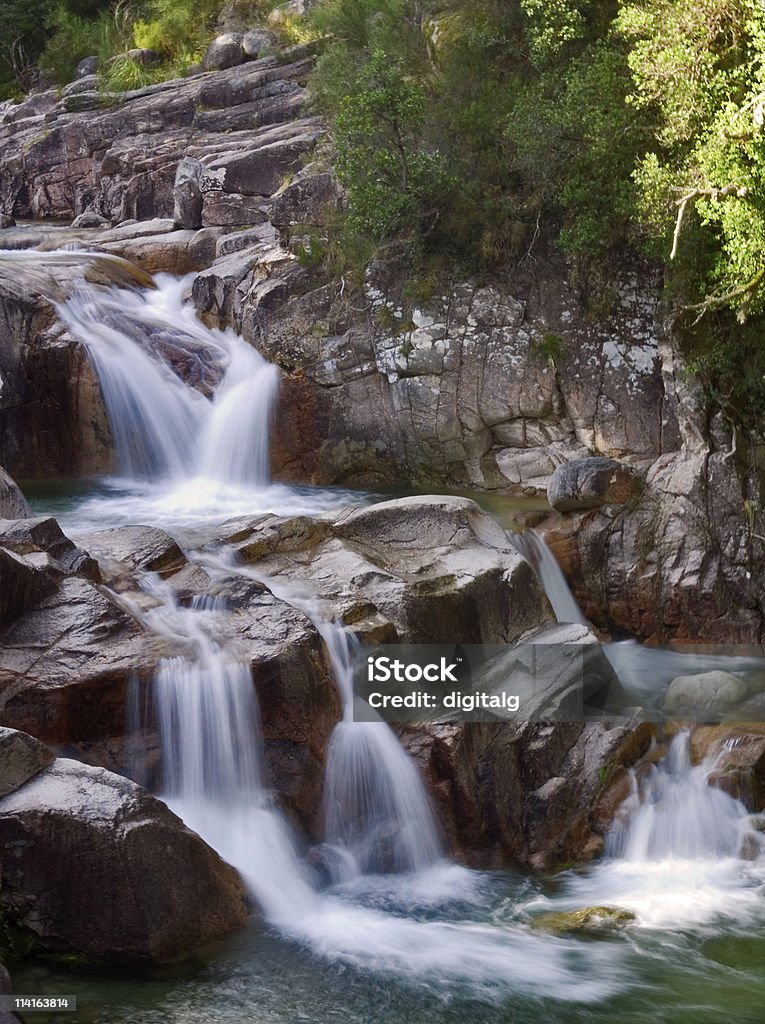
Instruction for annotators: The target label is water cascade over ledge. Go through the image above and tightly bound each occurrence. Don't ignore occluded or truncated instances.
[40,268,765,1011]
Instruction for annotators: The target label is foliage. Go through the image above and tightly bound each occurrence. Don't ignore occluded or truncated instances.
[39,2,126,84]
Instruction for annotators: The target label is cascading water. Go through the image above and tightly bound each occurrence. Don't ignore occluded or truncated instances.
[509,530,588,625]
[51,271,624,1003]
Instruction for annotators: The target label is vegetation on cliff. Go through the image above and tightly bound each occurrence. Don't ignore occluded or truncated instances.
[3,0,765,425]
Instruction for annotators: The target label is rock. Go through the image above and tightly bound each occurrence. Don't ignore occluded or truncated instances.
[202,191,268,227]
[112,48,163,67]
[0,467,30,519]
[269,165,339,228]
[207,122,322,197]
[0,548,55,627]
[0,516,100,579]
[530,906,636,934]
[61,75,99,98]
[173,157,204,229]
[547,457,644,512]
[467,621,627,721]
[0,214,14,228]
[0,962,16,1024]
[268,0,317,24]
[217,223,277,256]
[0,726,54,797]
[71,210,110,228]
[76,56,99,78]
[401,716,655,869]
[0,750,248,958]
[78,525,185,576]
[2,91,58,123]
[203,33,245,71]
[664,670,748,714]
[692,725,765,809]
[243,29,275,58]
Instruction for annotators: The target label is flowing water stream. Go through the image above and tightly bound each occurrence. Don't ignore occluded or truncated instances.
[12,272,765,1023]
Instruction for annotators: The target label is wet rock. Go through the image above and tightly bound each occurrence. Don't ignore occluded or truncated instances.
[235,496,550,645]
[401,716,655,869]
[0,749,249,958]
[0,726,54,797]
[71,210,110,228]
[203,33,245,71]
[173,157,203,229]
[692,725,765,809]
[547,457,643,512]
[0,467,30,519]
[530,906,636,934]
[0,214,14,228]
[0,516,99,579]
[664,670,748,714]
[79,525,186,576]
[0,548,56,627]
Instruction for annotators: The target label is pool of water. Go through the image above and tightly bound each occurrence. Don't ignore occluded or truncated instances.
[11,859,765,1024]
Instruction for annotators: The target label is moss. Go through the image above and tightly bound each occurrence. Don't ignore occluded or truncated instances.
[531,905,636,935]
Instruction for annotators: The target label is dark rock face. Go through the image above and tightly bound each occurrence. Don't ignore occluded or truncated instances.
[0,467,30,519]
[402,718,656,869]
[0,747,249,959]
[173,157,204,229]
[547,457,644,512]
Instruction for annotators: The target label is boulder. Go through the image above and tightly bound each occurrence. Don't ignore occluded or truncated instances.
[173,157,204,230]
[76,56,99,78]
[0,516,99,579]
[0,214,14,229]
[0,726,54,798]
[530,906,636,934]
[112,48,162,67]
[71,210,110,228]
[547,457,643,512]
[664,670,748,714]
[203,33,245,71]
[206,123,322,197]
[0,750,249,959]
[243,29,275,58]
[76,525,185,576]
[0,468,30,519]
[691,725,765,809]
[400,715,655,869]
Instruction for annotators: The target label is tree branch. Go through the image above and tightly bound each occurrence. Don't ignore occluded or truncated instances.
[670,183,748,260]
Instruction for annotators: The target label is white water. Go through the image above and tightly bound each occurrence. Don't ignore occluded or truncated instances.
[50,270,765,1005]
[509,530,588,625]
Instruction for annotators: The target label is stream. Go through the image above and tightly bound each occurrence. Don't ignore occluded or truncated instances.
[9,271,765,1024]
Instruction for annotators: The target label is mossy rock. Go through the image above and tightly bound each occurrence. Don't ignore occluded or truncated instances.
[530,905,636,935]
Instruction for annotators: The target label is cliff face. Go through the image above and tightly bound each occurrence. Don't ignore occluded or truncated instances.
[0,42,763,643]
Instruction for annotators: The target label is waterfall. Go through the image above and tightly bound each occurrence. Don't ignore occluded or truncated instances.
[57,274,279,484]
[509,530,588,625]
[197,554,443,878]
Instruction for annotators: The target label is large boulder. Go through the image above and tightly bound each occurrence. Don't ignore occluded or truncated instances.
[664,670,748,715]
[203,33,245,71]
[401,716,656,870]
[0,745,249,959]
[547,457,643,512]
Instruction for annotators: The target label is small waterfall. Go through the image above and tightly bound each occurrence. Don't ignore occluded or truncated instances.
[607,731,760,862]
[199,555,443,878]
[510,530,588,625]
[57,274,279,484]
[129,580,316,925]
